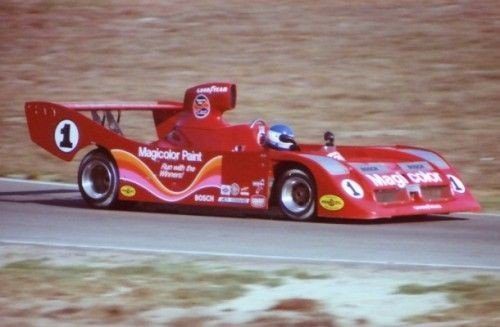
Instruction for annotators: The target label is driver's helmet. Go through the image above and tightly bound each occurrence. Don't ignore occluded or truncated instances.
[266,124,295,150]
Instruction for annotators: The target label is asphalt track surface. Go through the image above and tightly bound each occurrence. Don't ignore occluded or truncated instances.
[1,178,499,270]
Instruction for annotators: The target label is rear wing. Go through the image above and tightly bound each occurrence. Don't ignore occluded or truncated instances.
[25,82,237,161]
[25,101,183,161]
[57,101,183,135]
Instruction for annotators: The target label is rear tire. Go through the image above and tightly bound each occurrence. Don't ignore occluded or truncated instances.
[276,168,316,221]
[78,149,119,209]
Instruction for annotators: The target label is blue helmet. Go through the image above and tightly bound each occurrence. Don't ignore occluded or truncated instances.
[267,124,295,150]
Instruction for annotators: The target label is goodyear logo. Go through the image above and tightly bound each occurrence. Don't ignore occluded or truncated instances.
[319,195,344,211]
[120,185,136,198]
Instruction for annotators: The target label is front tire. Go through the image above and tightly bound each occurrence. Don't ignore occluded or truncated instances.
[276,168,316,221]
[78,149,119,209]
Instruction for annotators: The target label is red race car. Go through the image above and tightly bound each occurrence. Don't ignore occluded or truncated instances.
[25,82,480,221]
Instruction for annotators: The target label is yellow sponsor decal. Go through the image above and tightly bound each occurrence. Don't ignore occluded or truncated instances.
[319,195,344,211]
[120,185,136,198]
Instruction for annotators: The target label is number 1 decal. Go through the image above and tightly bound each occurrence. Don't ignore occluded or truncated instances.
[346,181,360,196]
[54,120,79,153]
[341,179,364,199]
[447,175,465,194]
[59,123,73,149]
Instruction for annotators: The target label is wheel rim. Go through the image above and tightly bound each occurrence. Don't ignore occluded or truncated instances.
[281,176,313,214]
[81,160,112,200]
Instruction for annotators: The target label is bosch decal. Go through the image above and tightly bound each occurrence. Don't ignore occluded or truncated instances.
[195,194,215,202]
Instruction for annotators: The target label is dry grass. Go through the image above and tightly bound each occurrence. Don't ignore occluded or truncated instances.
[1,245,499,326]
[0,252,339,326]
[0,258,278,324]
[0,0,499,208]
[248,314,338,327]
[0,259,282,307]
[275,268,331,280]
[398,275,500,326]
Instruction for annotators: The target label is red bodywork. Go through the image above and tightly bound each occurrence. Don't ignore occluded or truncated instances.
[25,82,480,219]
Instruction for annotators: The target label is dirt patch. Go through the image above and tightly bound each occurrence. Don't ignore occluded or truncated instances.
[0,0,499,209]
[169,316,217,327]
[268,298,320,312]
